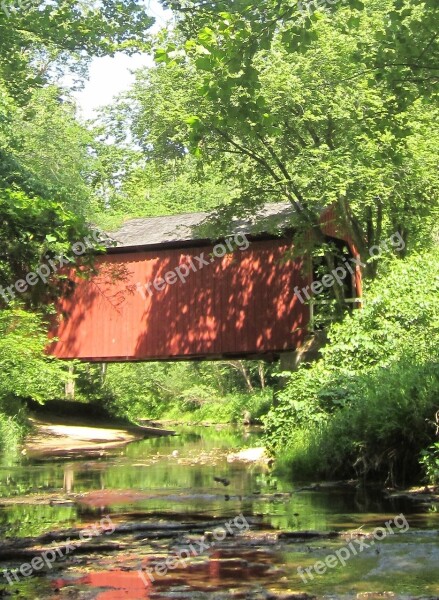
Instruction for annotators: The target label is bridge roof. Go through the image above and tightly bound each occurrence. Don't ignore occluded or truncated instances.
[105,202,295,251]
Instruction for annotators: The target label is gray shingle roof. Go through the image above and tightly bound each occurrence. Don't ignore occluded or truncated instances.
[106,202,295,250]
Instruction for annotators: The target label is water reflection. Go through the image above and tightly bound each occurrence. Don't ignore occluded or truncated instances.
[0,426,438,599]
[0,426,438,538]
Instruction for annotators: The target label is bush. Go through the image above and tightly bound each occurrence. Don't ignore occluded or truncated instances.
[264,249,439,484]
[82,360,273,425]
[0,308,66,457]
[0,411,26,462]
[0,308,66,404]
[420,442,439,486]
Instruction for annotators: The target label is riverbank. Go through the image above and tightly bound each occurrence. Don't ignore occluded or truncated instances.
[23,414,438,511]
[24,415,175,458]
[386,485,439,507]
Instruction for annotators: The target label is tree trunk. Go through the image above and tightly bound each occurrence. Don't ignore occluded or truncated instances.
[226,361,254,392]
[258,362,266,389]
[65,364,75,399]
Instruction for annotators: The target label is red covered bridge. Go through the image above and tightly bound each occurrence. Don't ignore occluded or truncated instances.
[49,203,361,362]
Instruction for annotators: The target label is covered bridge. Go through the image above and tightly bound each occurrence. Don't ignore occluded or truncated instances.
[48,203,360,362]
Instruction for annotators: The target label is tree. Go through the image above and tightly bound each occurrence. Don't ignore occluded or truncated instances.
[0,0,155,452]
[151,0,438,294]
[263,247,439,483]
[0,0,154,300]
[7,86,97,216]
[90,61,234,226]
[161,0,439,95]
[0,76,102,307]
[0,308,66,404]
[0,0,154,101]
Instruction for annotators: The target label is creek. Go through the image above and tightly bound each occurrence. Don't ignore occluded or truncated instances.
[0,425,437,599]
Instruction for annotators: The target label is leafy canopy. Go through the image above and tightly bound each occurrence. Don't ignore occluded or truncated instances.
[148,0,438,293]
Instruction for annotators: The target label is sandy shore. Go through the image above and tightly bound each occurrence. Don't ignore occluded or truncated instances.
[24,416,174,457]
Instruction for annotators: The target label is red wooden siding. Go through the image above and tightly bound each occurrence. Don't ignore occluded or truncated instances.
[48,239,311,361]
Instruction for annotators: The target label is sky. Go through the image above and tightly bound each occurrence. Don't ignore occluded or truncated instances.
[73,0,172,120]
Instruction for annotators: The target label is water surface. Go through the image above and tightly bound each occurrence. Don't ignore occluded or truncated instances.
[0,426,437,599]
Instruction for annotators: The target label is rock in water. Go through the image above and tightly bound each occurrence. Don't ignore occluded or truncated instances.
[243,410,252,425]
[213,476,230,486]
[227,447,268,463]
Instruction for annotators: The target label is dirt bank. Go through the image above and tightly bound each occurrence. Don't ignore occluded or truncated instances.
[24,415,174,458]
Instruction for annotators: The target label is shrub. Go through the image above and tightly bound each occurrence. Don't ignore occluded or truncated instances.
[0,308,66,457]
[420,442,439,486]
[264,249,439,484]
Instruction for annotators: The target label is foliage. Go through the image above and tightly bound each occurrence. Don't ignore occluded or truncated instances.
[90,62,234,228]
[161,389,272,424]
[0,0,159,459]
[264,248,439,484]
[152,0,438,298]
[0,187,95,304]
[90,152,230,230]
[0,309,66,404]
[7,86,97,216]
[0,64,111,306]
[420,442,439,486]
[0,308,67,456]
[161,0,439,99]
[0,69,105,307]
[0,413,25,463]
[73,359,273,424]
[0,0,153,102]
